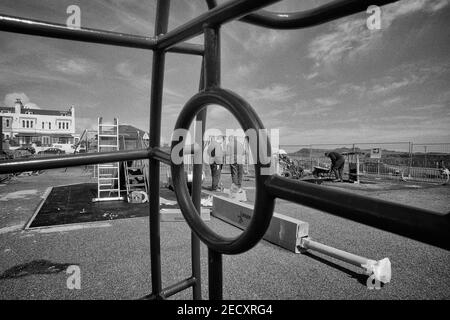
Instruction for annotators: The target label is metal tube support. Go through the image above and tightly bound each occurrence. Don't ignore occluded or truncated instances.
[149,0,171,298]
[157,0,281,50]
[300,237,392,283]
[0,149,150,174]
[0,14,203,55]
[265,175,450,250]
[190,62,207,300]
[301,237,369,267]
[208,248,223,300]
[204,24,224,300]
[0,116,3,154]
[240,0,398,29]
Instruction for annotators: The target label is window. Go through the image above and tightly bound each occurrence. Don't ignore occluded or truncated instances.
[59,122,61,129]
[26,121,29,128]
[30,121,33,128]
[22,120,25,127]
[42,122,44,129]
[49,123,51,130]
[5,119,9,127]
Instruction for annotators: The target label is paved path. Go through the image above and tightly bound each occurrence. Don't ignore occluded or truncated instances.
[0,168,449,299]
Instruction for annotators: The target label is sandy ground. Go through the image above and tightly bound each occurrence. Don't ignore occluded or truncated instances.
[0,167,449,300]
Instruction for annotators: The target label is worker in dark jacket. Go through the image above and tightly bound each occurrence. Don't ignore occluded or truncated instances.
[325,151,345,182]
[207,136,224,191]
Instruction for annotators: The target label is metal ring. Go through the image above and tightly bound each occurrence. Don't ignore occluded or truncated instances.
[171,88,275,254]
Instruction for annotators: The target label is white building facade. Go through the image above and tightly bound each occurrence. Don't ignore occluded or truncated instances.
[0,99,76,146]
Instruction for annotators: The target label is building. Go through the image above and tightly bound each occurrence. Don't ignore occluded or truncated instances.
[0,99,76,146]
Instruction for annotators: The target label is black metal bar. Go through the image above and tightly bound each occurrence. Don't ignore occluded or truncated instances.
[0,14,203,55]
[149,147,171,165]
[149,0,171,298]
[0,149,149,174]
[190,61,207,300]
[208,248,223,300]
[265,175,450,250]
[141,277,197,300]
[0,116,3,154]
[167,43,204,56]
[163,276,197,299]
[204,23,224,300]
[204,27,221,89]
[241,0,399,29]
[156,0,281,50]
[205,0,218,10]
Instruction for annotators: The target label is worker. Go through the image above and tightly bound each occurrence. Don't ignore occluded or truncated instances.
[226,135,245,191]
[207,136,224,191]
[325,151,345,182]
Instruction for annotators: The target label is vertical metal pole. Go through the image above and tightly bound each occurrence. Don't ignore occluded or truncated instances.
[149,0,170,298]
[408,142,412,177]
[424,146,427,168]
[309,144,312,170]
[208,248,223,300]
[0,116,3,153]
[191,64,206,300]
[204,26,223,300]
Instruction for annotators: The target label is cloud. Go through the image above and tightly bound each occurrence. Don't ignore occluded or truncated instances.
[115,61,134,78]
[315,97,340,107]
[308,0,449,67]
[4,92,29,107]
[243,29,291,55]
[337,59,449,99]
[3,92,40,109]
[48,58,95,75]
[76,117,97,132]
[246,84,296,102]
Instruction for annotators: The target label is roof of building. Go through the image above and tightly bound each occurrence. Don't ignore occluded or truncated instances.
[0,105,72,116]
[119,124,148,140]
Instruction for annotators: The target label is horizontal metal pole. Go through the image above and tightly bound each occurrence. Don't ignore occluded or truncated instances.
[0,149,150,174]
[301,238,369,267]
[167,42,204,55]
[156,0,282,50]
[149,147,171,165]
[0,14,203,55]
[162,276,197,299]
[265,175,450,250]
[241,0,399,29]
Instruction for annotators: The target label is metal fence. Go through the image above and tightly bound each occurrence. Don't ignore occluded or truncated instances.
[282,142,450,185]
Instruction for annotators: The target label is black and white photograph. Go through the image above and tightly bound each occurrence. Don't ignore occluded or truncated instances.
[0,0,449,308]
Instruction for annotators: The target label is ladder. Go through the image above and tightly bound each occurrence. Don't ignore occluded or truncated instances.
[123,132,148,202]
[93,117,124,202]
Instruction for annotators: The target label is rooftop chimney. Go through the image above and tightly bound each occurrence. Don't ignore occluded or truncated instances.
[14,98,23,114]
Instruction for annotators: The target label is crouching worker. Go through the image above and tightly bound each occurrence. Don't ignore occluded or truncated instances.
[325,151,345,182]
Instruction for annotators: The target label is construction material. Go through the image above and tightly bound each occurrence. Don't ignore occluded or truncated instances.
[300,237,391,284]
[212,195,309,253]
[161,208,211,222]
[212,195,391,283]
[123,132,149,202]
[93,117,123,202]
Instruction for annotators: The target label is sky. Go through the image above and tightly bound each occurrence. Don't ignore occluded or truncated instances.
[0,0,449,145]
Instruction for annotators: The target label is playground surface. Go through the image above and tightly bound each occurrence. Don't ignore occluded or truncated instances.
[0,167,449,299]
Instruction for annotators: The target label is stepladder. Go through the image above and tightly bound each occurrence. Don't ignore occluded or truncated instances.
[93,117,123,202]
